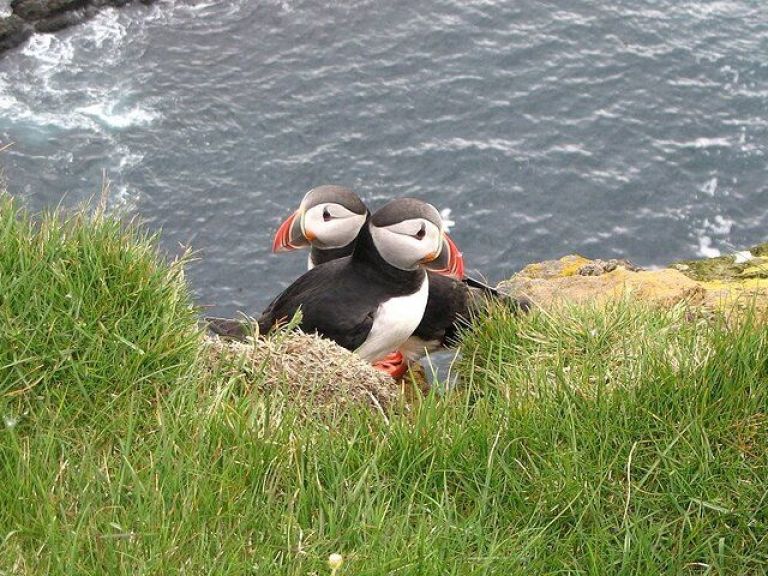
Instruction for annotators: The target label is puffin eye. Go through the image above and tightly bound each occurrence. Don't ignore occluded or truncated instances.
[322,207,332,222]
[415,224,426,240]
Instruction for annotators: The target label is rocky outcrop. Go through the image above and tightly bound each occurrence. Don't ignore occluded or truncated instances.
[0,0,156,55]
[0,14,30,51]
[498,243,768,316]
[671,244,768,282]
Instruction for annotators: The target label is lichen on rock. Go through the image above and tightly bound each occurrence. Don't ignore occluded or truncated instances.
[671,242,768,282]
[499,248,768,317]
[515,254,592,279]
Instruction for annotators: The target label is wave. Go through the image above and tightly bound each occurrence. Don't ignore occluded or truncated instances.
[20,33,76,71]
[77,100,159,129]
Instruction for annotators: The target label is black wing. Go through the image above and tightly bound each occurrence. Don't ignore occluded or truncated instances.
[258,258,378,351]
[413,273,471,347]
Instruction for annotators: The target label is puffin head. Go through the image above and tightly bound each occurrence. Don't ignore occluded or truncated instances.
[369,198,463,275]
[272,185,368,252]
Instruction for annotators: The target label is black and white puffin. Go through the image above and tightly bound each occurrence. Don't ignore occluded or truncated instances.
[272,185,369,268]
[258,198,454,377]
[273,185,464,277]
[269,186,511,365]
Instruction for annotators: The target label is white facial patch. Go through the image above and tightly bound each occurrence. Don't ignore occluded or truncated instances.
[370,218,442,270]
[302,203,366,249]
[355,273,430,362]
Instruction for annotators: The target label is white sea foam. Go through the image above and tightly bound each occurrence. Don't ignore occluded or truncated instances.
[0,90,100,130]
[110,183,138,211]
[186,0,218,11]
[697,235,721,258]
[147,0,246,23]
[21,33,75,69]
[700,177,718,196]
[656,137,733,152]
[734,251,754,264]
[708,215,734,235]
[668,78,720,88]
[691,137,732,149]
[0,90,16,110]
[0,3,155,134]
[695,213,736,258]
[77,100,159,129]
[439,208,455,232]
[396,137,522,157]
[118,150,145,169]
[679,1,742,18]
[87,8,127,52]
[0,86,157,131]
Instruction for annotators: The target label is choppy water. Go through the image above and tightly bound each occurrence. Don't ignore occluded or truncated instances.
[1,0,767,317]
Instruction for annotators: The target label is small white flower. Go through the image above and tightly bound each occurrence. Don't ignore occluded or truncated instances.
[328,553,343,572]
[4,414,19,429]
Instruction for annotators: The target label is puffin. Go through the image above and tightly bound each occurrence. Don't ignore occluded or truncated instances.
[272,185,368,268]
[268,186,521,363]
[273,185,464,277]
[257,198,454,376]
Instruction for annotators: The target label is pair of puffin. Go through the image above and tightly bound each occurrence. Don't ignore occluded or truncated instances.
[209,186,518,377]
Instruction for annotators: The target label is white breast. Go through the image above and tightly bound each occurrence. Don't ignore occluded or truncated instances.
[355,274,429,363]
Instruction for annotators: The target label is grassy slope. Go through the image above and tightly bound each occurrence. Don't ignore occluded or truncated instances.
[1,194,767,575]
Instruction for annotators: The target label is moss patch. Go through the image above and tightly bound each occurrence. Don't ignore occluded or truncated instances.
[672,242,768,282]
[517,254,592,279]
[751,242,768,258]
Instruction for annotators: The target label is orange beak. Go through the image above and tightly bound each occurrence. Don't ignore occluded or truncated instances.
[272,210,311,252]
[424,232,465,279]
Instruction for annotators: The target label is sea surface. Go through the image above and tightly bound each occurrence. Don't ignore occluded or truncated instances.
[1,0,767,317]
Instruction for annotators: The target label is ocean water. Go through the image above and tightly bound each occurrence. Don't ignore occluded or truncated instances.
[1,0,767,318]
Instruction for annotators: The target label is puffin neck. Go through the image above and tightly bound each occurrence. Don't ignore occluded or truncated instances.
[311,240,357,266]
[352,221,425,285]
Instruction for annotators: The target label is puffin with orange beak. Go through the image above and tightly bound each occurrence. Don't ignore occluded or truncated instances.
[258,198,455,377]
[265,186,501,374]
[273,185,464,277]
[272,185,369,267]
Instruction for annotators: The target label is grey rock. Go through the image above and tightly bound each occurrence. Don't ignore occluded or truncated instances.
[2,0,156,57]
[0,14,30,51]
[578,259,643,276]
[11,0,87,20]
[33,7,86,31]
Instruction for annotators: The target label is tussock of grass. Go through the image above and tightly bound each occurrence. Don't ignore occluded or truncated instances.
[1,194,767,574]
[202,332,400,415]
[458,300,715,401]
[0,193,200,421]
[456,301,768,572]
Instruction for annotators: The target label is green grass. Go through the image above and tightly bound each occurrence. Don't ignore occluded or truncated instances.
[1,193,767,575]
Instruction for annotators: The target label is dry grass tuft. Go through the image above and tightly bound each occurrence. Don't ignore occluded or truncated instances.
[201,331,403,414]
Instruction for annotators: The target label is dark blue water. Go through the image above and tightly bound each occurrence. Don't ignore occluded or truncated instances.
[1,0,767,317]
